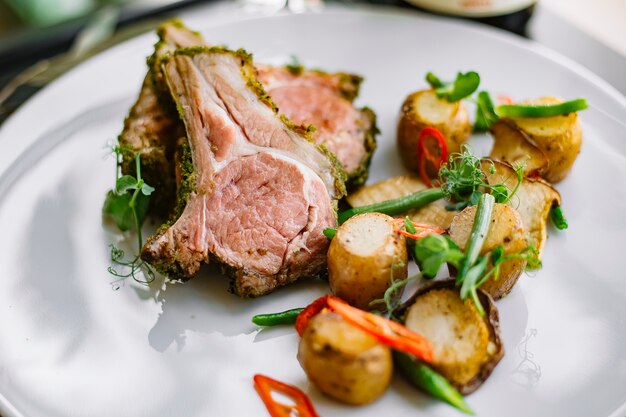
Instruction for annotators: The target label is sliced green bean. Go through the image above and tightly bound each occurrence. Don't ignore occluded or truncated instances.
[496,98,588,118]
[323,228,337,239]
[550,205,568,230]
[252,308,304,326]
[338,188,444,224]
[394,351,474,415]
[456,193,495,285]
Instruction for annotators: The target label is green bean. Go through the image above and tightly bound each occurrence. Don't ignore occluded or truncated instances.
[550,205,568,230]
[338,188,445,224]
[323,228,336,239]
[456,193,494,285]
[496,98,587,118]
[251,308,304,326]
[394,351,474,415]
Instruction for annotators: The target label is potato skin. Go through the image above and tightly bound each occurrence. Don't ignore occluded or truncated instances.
[394,280,504,395]
[508,96,583,183]
[489,119,549,177]
[397,89,471,174]
[483,160,560,257]
[448,203,527,300]
[328,213,407,310]
[297,312,393,405]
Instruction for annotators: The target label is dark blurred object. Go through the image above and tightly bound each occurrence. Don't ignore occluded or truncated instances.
[402,0,535,36]
[474,6,534,36]
[0,0,209,80]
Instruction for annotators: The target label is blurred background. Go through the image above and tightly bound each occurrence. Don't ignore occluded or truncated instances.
[0,0,624,124]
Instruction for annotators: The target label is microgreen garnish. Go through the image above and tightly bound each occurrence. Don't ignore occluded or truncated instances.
[426,71,480,102]
[103,146,156,287]
[473,91,500,132]
[370,270,421,317]
[483,245,542,284]
[285,54,303,75]
[413,234,465,279]
[339,146,524,223]
[439,146,524,208]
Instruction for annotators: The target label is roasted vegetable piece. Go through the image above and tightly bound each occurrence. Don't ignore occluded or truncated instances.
[297,312,393,405]
[489,119,549,178]
[397,89,471,173]
[396,281,503,394]
[449,202,527,300]
[346,176,456,230]
[328,213,407,310]
[483,160,561,256]
[505,96,583,183]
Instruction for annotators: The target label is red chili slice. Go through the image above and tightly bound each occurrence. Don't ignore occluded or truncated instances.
[254,374,320,417]
[296,295,433,363]
[417,126,448,187]
[295,295,329,336]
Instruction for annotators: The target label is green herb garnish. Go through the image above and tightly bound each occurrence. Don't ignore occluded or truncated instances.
[339,146,523,223]
[285,54,303,75]
[426,71,480,102]
[413,234,465,279]
[473,90,499,132]
[103,146,156,287]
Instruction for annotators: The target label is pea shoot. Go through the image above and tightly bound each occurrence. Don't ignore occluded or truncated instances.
[473,91,499,132]
[103,146,156,287]
[338,146,524,224]
[426,71,480,103]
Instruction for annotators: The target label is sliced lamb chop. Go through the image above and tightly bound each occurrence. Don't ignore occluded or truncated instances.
[142,47,345,297]
[118,21,204,216]
[119,22,376,217]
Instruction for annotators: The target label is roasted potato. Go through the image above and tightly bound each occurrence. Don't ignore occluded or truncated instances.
[397,89,471,174]
[328,212,407,309]
[298,312,393,405]
[346,175,456,230]
[484,160,561,256]
[395,280,503,394]
[506,96,582,183]
[448,203,527,300]
[489,119,549,177]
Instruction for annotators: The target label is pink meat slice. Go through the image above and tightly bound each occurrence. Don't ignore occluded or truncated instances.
[257,66,375,176]
[142,48,342,297]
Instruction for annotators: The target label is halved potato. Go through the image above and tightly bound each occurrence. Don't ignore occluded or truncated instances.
[507,96,583,183]
[298,312,393,405]
[397,89,471,174]
[489,119,549,177]
[328,212,407,310]
[484,160,561,257]
[394,280,503,394]
[346,175,456,230]
[448,203,527,300]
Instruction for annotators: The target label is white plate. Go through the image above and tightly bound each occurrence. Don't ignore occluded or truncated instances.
[1,5,626,417]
